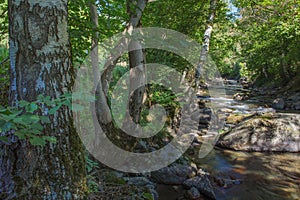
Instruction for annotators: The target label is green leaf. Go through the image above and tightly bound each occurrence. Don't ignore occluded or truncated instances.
[19,100,29,108]
[0,136,9,143]
[26,103,38,113]
[1,114,15,121]
[29,136,46,146]
[30,123,44,131]
[0,122,12,132]
[15,131,27,140]
[39,116,50,123]
[49,105,61,114]
[43,136,57,144]
[0,105,6,112]
[142,193,153,200]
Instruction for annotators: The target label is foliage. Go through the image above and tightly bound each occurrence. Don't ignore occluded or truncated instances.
[0,0,8,43]
[142,192,154,200]
[0,101,56,146]
[232,0,300,84]
[0,92,94,145]
[0,45,9,106]
[85,154,100,193]
[68,0,127,64]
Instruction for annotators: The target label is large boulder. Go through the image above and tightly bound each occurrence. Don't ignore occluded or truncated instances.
[151,163,196,185]
[183,170,216,199]
[217,114,300,152]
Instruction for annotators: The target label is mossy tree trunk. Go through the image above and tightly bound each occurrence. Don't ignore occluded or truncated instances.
[0,0,87,199]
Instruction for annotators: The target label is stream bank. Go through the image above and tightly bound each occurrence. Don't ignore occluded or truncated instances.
[155,80,300,200]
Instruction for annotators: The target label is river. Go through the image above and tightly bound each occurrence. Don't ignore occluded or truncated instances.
[158,81,300,200]
[198,82,299,200]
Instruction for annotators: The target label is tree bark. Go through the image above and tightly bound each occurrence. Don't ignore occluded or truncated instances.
[89,3,112,125]
[126,0,148,124]
[0,0,87,199]
[195,0,218,86]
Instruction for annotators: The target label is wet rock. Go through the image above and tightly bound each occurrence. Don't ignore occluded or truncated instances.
[185,187,201,200]
[198,114,211,124]
[295,102,300,110]
[151,163,195,185]
[217,114,300,152]
[202,108,212,115]
[233,93,249,101]
[272,98,285,109]
[183,170,216,199]
[287,93,300,110]
[219,108,233,113]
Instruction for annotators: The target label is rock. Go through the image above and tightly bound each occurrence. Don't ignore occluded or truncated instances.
[198,114,211,124]
[219,108,233,113]
[191,111,200,121]
[126,177,158,200]
[295,102,300,110]
[151,163,195,185]
[202,108,212,115]
[185,187,201,200]
[217,114,300,152]
[226,113,255,125]
[126,177,155,187]
[233,93,249,101]
[272,98,285,109]
[183,171,216,199]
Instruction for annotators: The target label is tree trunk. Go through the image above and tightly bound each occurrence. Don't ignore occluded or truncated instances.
[89,3,112,125]
[195,0,218,86]
[127,0,147,124]
[0,0,87,199]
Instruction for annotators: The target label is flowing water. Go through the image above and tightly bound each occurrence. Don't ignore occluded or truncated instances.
[158,82,300,200]
[195,82,300,200]
[195,149,300,200]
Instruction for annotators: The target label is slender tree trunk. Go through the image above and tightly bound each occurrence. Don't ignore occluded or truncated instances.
[126,0,148,123]
[280,52,290,83]
[96,0,149,127]
[195,0,218,86]
[0,0,87,199]
[89,3,112,125]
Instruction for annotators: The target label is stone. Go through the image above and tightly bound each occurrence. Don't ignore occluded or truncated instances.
[272,98,285,109]
[219,108,233,113]
[198,114,211,124]
[151,163,195,185]
[217,113,300,152]
[126,177,158,200]
[183,171,216,200]
[185,187,201,200]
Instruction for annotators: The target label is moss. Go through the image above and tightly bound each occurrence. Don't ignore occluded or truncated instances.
[226,114,252,125]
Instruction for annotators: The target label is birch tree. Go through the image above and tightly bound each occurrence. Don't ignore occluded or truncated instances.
[195,0,218,86]
[0,0,87,198]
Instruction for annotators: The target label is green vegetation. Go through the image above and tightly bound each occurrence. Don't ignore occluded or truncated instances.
[0,0,299,198]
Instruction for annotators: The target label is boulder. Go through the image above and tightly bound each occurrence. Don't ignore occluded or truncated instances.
[217,114,300,152]
[151,163,195,185]
[185,187,201,200]
[183,170,216,199]
[272,98,285,109]
[126,177,158,200]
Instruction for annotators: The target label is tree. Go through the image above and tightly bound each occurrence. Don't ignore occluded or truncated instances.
[195,0,218,86]
[0,0,87,198]
[126,0,148,124]
[232,0,300,84]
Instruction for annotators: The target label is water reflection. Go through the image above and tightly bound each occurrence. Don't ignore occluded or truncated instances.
[194,148,300,200]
